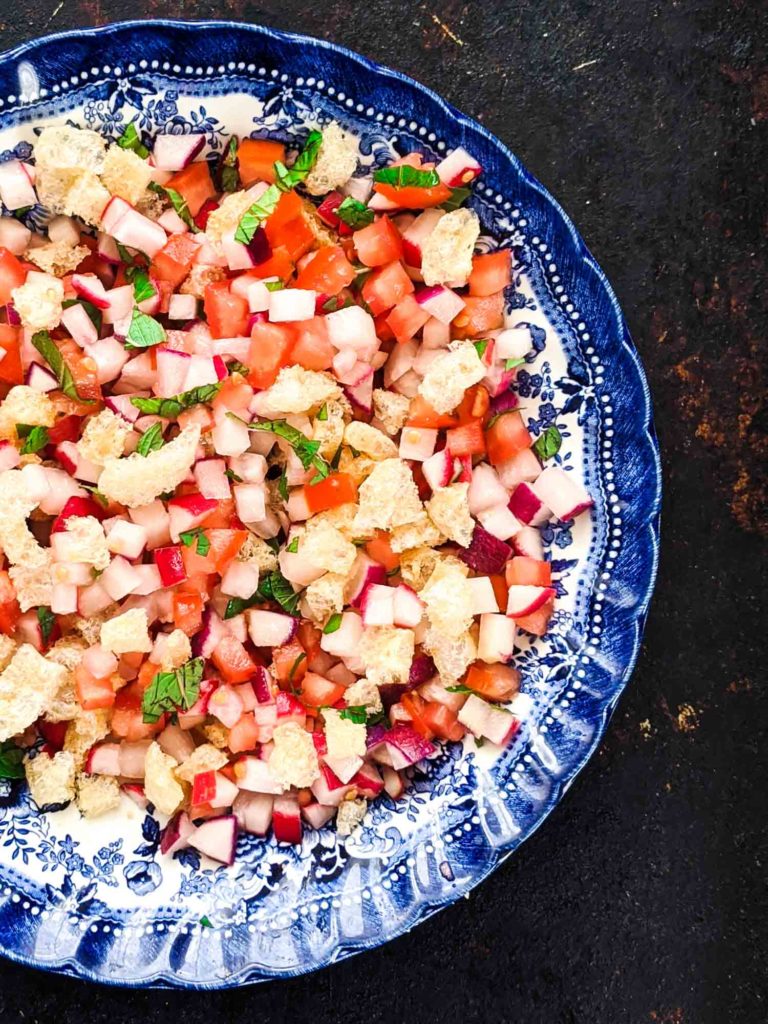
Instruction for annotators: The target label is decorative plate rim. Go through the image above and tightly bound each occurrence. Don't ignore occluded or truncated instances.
[0,18,661,988]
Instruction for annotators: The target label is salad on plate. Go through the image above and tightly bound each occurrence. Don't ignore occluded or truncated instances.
[0,118,592,864]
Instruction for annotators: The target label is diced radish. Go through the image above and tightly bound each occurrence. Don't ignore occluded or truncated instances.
[506,585,557,618]
[418,678,468,713]
[155,347,191,397]
[84,335,130,384]
[128,501,171,549]
[247,609,297,648]
[350,763,384,799]
[422,316,451,349]
[347,554,388,608]
[77,581,113,617]
[422,448,454,490]
[251,666,275,705]
[82,645,118,679]
[435,147,482,187]
[97,232,120,265]
[399,425,437,462]
[478,613,517,662]
[268,288,316,322]
[105,392,145,423]
[344,375,374,414]
[467,575,500,614]
[301,802,335,829]
[168,293,198,320]
[188,814,239,865]
[212,410,251,457]
[323,753,364,785]
[118,740,152,779]
[228,452,267,483]
[360,583,395,627]
[0,216,31,255]
[392,584,424,627]
[496,448,543,489]
[310,763,353,806]
[320,611,363,658]
[0,440,19,471]
[85,742,121,776]
[401,209,444,268]
[152,134,205,171]
[494,327,531,361]
[468,463,509,515]
[511,526,545,560]
[0,159,37,210]
[111,206,167,259]
[458,693,521,747]
[157,208,189,234]
[157,723,196,763]
[25,362,58,393]
[100,555,143,601]
[477,504,522,542]
[272,796,302,844]
[382,766,405,799]
[183,354,219,391]
[193,457,230,500]
[325,304,379,360]
[220,560,259,600]
[71,273,110,310]
[131,563,163,595]
[192,769,239,808]
[383,724,436,769]
[167,492,217,541]
[105,518,147,559]
[508,482,551,526]
[233,791,274,835]
[383,338,417,387]
[123,783,148,810]
[101,284,135,326]
[160,810,195,855]
[532,466,594,521]
[415,284,465,324]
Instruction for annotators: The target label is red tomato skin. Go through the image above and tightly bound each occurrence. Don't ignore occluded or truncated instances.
[352,216,404,267]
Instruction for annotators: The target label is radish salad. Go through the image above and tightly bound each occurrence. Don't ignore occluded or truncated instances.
[0,121,592,864]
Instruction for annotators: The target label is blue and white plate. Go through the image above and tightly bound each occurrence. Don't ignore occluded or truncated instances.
[0,20,661,987]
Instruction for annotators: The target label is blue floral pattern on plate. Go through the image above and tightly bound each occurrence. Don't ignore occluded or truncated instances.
[0,20,661,988]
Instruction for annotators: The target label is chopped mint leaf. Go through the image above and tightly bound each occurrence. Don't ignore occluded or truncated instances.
[132,270,157,305]
[131,383,222,419]
[273,130,323,192]
[316,404,328,422]
[322,613,342,635]
[440,186,472,211]
[234,184,282,244]
[136,422,165,457]
[504,357,526,370]
[19,425,49,455]
[532,426,562,462]
[0,740,24,780]
[117,123,149,159]
[36,606,55,646]
[227,414,330,481]
[126,309,166,349]
[30,330,93,404]
[179,528,210,557]
[286,536,299,554]
[373,164,440,189]
[142,657,204,724]
[336,196,374,228]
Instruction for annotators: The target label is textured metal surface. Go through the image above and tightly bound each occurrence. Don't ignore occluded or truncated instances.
[0,2,765,1021]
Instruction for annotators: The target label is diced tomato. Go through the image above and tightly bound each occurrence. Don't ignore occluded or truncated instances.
[297,621,322,658]
[249,246,294,282]
[294,245,356,295]
[401,692,434,739]
[489,573,509,612]
[0,571,19,636]
[237,138,286,186]
[181,528,247,575]
[300,672,346,708]
[38,719,68,750]
[150,233,200,288]
[204,281,249,340]
[515,598,555,636]
[386,294,430,345]
[465,663,521,701]
[373,181,452,209]
[247,320,294,389]
[353,216,404,267]
[303,473,358,514]
[172,591,204,635]
[289,316,334,371]
[264,190,303,234]
[111,681,160,740]
[452,292,505,338]
[361,261,414,316]
[55,337,101,403]
[420,702,465,741]
[505,556,552,587]
[212,375,253,412]
[485,411,532,466]
[165,160,216,217]
[267,215,316,263]
[228,713,259,754]
[194,198,219,231]
[0,325,23,385]
[455,384,490,425]
[210,634,258,684]
[406,395,459,429]
[373,312,396,345]
[446,419,486,456]
[271,638,308,687]
[468,251,512,297]
[0,248,27,304]
[364,531,400,572]
[198,498,236,529]
[47,414,81,444]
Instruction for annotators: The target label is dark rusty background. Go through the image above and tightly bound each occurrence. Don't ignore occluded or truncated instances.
[0,2,766,1022]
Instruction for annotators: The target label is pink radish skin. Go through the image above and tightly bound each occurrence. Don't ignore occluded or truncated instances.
[508,482,552,526]
[25,362,58,393]
[415,284,466,324]
[392,584,424,627]
[401,209,444,268]
[310,764,354,807]
[399,425,438,462]
[360,583,395,627]
[468,463,509,515]
[152,134,205,171]
[246,609,297,648]
[233,791,274,835]
[506,585,557,618]
[71,273,110,310]
[511,526,545,560]
[0,159,37,209]
[122,783,148,810]
[160,811,195,855]
[384,724,437,770]
[301,802,336,830]
[272,797,302,844]
[478,613,517,663]
[347,554,388,607]
[85,743,122,776]
[422,447,454,491]
[532,466,594,521]
[435,147,483,187]
[477,504,522,542]
[457,693,521,747]
[188,814,239,865]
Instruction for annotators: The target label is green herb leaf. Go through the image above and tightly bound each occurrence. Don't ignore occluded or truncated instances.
[117,123,149,159]
[37,606,55,646]
[179,527,210,556]
[264,279,284,292]
[223,593,262,619]
[126,308,166,350]
[287,652,306,693]
[82,485,109,507]
[199,915,213,929]
[504,357,526,370]
[445,684,472,693]
[316,404,328,422]
[322,613,343,635]
[338,705,367,724]
[532,425,563,462]
[131,382,222,419]
[148,180,201,232]
[274,130,323,192]
[261,571,303,616]
[336,196,374,229]
[19,425,49,455]
[322,294,353,313]
[142,657,204,724]
[473,339,489,360]
[62,297,103,332]
[234,184,282,245]
[285,535,299,554]
[30,330,93,404]
[132,270,157,305]
[136,422,165,457]
[225,468,243,483]
[227,360,249,377]
[373,164,441,189]
[0,740,24,780]
[440,186,472,211]
[277,469,289,502]
[218,136,240,193]
[227,414,330,481]
[474,736,485,748]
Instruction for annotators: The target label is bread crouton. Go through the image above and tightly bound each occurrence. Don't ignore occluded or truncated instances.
[11,270,65,331]
[174,743,228,783]
[255,366,341,416]
[422,626,477,683]
[418,340,486,415]
[426,482,474,546]
[100,608,152,655]
[74,608,118,647]
[360,626,415,686]
[237,532,278,572]
[24,750,76,809]
[0,644,66,742]
[302,571,346,625]
[0,634,16,673]
[311,399,347,459]
[100,146,153,205]
[204,189,258,243]
[389,512,444,554]
[304,122,359,196]
[343,677,383,714]
[335,795,367,836]
[299,520,357,575]
[421,207,480,288]
[144,741,184,815]
[398,546,441,591]
[304,503,360,543]
[149,629,191,671]
[0,385,56,440]
[34,125,107,173]
[421,559,474,637]
[343,421,398,460]
[77,409,131,466]
[36,167,110,225]
[26,241,90,277]
[202,722,229,749]
[323,708,366,759]
[0,469,48,566]
[98,423,201,508]
[44,637,87,722]
[353,459,423,533]
[372,389,410,436]
[63,709,111,769]
[179,263,227,299]
[268,721,320,789]
[336,447,377,486]
[9,554,53,611]
[60,515,110,570]
[76,773,121,817]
